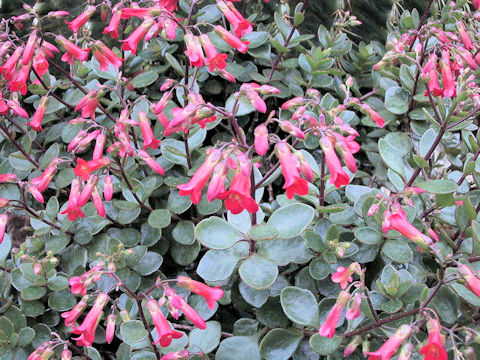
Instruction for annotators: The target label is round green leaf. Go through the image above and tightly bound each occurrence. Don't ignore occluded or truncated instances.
[195,217,244,249]
[355,227,383,245]
[131,70,159,88]
[148,209,171,229]
[280,287,319,326]
[259,329,303,360]
[172,221,195,245]
[382,240,413,263]
[417,179,459,194]
[239,254,278,289]
[309,334,342,355]
[385,86,410,114]
[18,327,35,347]
[188,321,221,353]
[120,320,149,346]
[247,224,279,241]
[197,242,249,282]
[267,204,314,238]
[215,336,261,360]
[308,258,330,280]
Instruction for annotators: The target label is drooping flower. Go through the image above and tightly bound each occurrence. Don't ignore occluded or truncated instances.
[103,10,122,39]
[73,158,111,181]
[216,0,253,37]
[214,25,249,53]
[72,293,110,346]
[61,348,72,360]
[22,29,38,65]
[456,21,474,51]
[178,148,222,204]
[346,293,362,320]
[26,96,48,131]
[91,186,105,218]
[275,142,309,199]
[32,51,49,76]
[319,135,350,188]
[177,275,224,310]
[440,49,456,98]
[199,34,228,71]
[75,90,103,119]
[184,33,205,68]
[207,161,229,202]
[61,295,89,327]
[57,35,90,64]
[137,150,165,175]
[254,124,269,155]
[105,314,116,344]
[68,263,103,295]
[146,299,183,347]
[92,133,106,161]
[419,318,447,360]
[0,173,18,183]
[61,178,85,221]
[458,264,480,298]
[78,175,99,207]
[0,214,7,244]
[30,158,61,192]
[122,18,154,55]
[318,291,350,338]
[27,185,44,203]
[331,263,361,289]
[8,63,31,95]
[382,208,433,250]
[0,47,23,80]
[103,175,113,201]
[360,104,385,128]
[160,350,190,360]
[138,111,161,149]
[65,5,95,33]
[366,324,412,360]
[92,41,124,71]
[167,288,207,329]
[279,120,305,138]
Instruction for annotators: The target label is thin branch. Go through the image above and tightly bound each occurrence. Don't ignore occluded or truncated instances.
[31,67,74,110]
[0,123,39,168]
[4,114,46,151]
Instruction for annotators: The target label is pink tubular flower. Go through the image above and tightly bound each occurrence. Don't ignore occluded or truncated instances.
[61,348,72,360]
[65,5,95,33]
[92,41,124,71]
[360,104,385,128]
[61,178,85,221]
[27,185,44,204]
[440,49,456,98]
[105,314,116,344]
[279,120,305,139]
[22,29,38,66]
[319,135,350,188]
[9,63,31,95]
[160,350,190,360]
[57,36,90,64]
[75,90,103,119]
[0,173,18,183]
[26,96,48,131]
[138,111,161,149]
[62,295,89,327]
[295,151,314,183]
[177,275,224,310]
[31,159,61,192]
[72,293,110,347]
[346,293,362,320]
[73,158,111,181]
[28,346,54,360]
[167,289,207,329]
[333,133,360,173]
[103,10,122,39]
[122,18,154,55]
[319,291,350,338]
[41,41,59,59]
[331,263,361,289]
[214,25,249,53]
[103,175,113,201]
[48,11,69,18]
[457,21,474,51]
[78,175,99,207]
[200,34,228,71]
[207,161,229,202]
[245,90,267,113]
[254,124,269,156]
[178,148,222,204]
[419,318,447,360]
[93,133,106,160]
[366,324,412,360]
[33,51,49,76]
[275,142,309,199]
[9,100,29,119]
[0,47,23,80]
[184,33,205,68]
[458,264,480,298]
[68,263,103,296]
[137,150,165,175]
[281,96,304,110]
[426,64,443,97]
[0,214,7,244]
[382,208,433,250]
[146,299,183,347]
[91,186,105,217]
[216,0,253,37]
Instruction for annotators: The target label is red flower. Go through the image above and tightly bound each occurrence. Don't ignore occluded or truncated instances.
[184,33,205,68]
[0,46,23,80]
[457,21,474,51]
[68,263,103,295]
[137,150,165,175]
[207,161,229,202]
[122,18,154,55]
[440,49,456,98]
[419,319,447,360]
[61,295,89,327]
[61,178,85,221]
[91,186,105,217]
[254,124,269,156]
[78,175,98,207]
[30,158,60,192]
[75,90,102,119]
[138,111,161,150]
[92,41,124,71]
[216,0,253,37]
[331,263,360,290]
[178,148,222,204]
[103,175,113,201]
[160,350,190,360]
[26,96,48,131]
[72,293,109,347]
[367,324,412,360]
[65,5,95,33]
[105,314,116,344]
[214,26,249,53]
[0,214,7,244]
[318,291,350,338]
[159,0,179,12]
[167,288,207,329]
[8,63,31,95]
[200,34,228,71]
[57,36,90,64]
[73,158,111,181]
[93,133,106,160]
[22,29,38,65]
[33,52,49,76]
[0,173,18,183]
[346,293,362,320]
[319,135,350,188]
[146,299,183,347]
[103,10,122,39]
[177,275,224,310]
[275,142,309,199]
[360,103,385,128]
[458,264,480,298]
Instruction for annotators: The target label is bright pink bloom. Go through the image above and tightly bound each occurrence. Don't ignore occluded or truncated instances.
[0,47,23,80]
[458,264,480,298]
[122,18,154,55]
[382,208,433,250]
[146,299,183,347]
[33,51,49,76]
[419,319,447,360]
[457,47,477,70]
[137,150,165,175]
[254,124,269,156]
[207,161,229,201]
[331,263,360,290]
[48,11,69,18]
[217,68,236,82]
[0,214,7,244]
[184,33,205,68]
[319,291,350,338]
[57,36,90,64]
[426,61,443,97]
[93,133,106,160]
[214,26,249,53]
[65,5,95,33]
[27,346,54,360]
[440,49,456,98]
[73,158,111,181]
[9,100,29,119]
[75,90,102,119]
[91,186,105,217]
[295,151,314,183]
[0,173,18,183]
[92,41,124,71]
[138,111,161,149]
[178,148,222,204]
[78,175,99,207]
[22,29,38,65]
[103,10,122,39]
[27,185,44,204]
[41,41,59,59]
[103,175,113,201]
[320,135,350,188]
[367,324,412,360]
[360,104,385,128]
[160,350,190,360]
[31,160,60,192]
[457,21,474,51]
[62,295,89,327]
[333,133,360,173]
[276,142,309,199]
[281,96,304,110]
[9,63,31,95]
[26,96,48,131]
[61,178,85,221]
[245,90,267,113]
[279,120,305,138]
[200,34,228,71]
[177,275,224,310]
[72,293,109,346]
[474,0,480,9]
[153,92,173,114]
[61,348,72,360]
[168,289,207,329]
[159,0,178,12]
[105,314,116,344]
[346,293,362,320]
[68,263,103,296]
[216,0,253,37]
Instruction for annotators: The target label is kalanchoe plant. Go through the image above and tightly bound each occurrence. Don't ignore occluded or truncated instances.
[0,0,480,359]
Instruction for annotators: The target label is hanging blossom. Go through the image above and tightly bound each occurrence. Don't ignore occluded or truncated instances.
[419,318,448,360]
[177,275,224,309]
[318,290,350,338]
[65,5,95,33]
[216,0,253,37]
[91,41,124,71]
[71,293,110,346]
[331,262,362,289]
[366,324,412,360]
[458,264,480,298]
[56,35,90,65]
